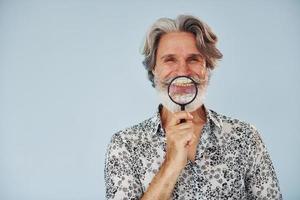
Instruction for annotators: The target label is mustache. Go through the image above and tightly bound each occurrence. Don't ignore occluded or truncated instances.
[159,75,202,87]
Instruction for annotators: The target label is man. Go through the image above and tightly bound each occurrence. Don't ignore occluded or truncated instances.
[104,15,282,199]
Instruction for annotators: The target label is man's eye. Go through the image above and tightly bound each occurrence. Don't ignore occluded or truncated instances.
[165,58,175,63]
[190,58,199,62]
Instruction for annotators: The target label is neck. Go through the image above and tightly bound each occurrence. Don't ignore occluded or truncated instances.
[160,104,207,129]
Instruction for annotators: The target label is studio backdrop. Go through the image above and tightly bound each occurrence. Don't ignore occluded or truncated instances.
[0,0,299,199]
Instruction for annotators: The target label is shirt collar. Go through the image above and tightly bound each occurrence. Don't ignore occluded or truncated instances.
[149,104,223,137]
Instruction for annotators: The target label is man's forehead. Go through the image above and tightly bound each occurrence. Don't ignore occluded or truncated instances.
[158,32,197,46]
[160,31,195,39]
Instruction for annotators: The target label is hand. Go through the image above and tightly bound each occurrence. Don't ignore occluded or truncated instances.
[164,111,196,172]
[141,111,196,200]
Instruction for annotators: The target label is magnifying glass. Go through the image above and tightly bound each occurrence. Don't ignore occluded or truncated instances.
[167,76,198,123]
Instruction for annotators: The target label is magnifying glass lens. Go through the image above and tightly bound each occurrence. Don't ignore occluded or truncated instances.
[168,76,197,105]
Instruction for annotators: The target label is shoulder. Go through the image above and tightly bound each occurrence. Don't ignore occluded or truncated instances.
[209,109,263,144]
[107,116,157,151]
[209,109,268,161]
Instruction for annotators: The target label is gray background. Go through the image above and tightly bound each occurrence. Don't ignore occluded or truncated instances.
[1,0,299,199]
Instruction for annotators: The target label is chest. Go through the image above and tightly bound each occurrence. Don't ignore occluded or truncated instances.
[134,138,248,197]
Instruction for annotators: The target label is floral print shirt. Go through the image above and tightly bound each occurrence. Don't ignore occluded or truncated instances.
[104,104,282,199]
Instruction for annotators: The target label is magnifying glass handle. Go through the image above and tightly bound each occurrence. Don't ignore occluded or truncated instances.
[180,105,186,123]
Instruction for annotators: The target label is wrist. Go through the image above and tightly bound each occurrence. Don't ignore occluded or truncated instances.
[161,159,184,178]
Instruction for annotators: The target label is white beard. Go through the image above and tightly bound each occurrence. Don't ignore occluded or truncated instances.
[154,76,208,113]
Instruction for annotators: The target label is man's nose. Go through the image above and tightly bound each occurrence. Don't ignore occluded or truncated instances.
[176,61,191,76]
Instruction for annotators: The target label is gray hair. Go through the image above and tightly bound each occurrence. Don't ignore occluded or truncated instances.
[142,15,223,87]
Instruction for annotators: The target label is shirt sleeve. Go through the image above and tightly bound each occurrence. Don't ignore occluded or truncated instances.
[104,132,143,200]
[245,127,282,199]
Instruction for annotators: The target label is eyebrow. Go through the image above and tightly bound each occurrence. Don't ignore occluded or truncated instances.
[160,54,176,60]
[189,53,203,58]
[160,53,203,60]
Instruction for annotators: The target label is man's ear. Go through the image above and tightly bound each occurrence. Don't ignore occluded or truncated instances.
[152,67,155,76]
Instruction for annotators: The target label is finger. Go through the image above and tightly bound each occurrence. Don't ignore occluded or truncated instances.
[177,122,194,130]
[165,123,193,138]
[183,133,197,147]
[169,111,193,126]
[179,131,194,144]
[188,134,197,145]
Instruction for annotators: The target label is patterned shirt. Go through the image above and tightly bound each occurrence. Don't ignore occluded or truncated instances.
[104,104,282,199]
